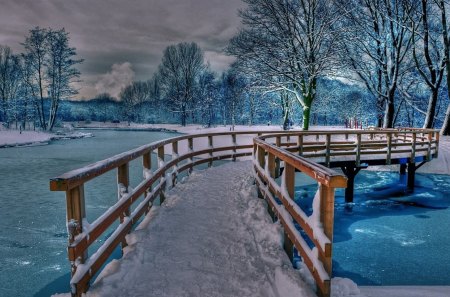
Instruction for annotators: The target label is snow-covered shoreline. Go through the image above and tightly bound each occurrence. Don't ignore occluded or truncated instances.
[0,129,93,148]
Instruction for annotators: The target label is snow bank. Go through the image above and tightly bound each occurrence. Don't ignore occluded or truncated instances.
[0,128,93,148]
[0,130,52,147]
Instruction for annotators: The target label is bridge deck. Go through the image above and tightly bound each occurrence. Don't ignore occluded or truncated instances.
[86,161,315,297]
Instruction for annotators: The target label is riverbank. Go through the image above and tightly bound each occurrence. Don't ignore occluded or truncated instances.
[0,126,93,148]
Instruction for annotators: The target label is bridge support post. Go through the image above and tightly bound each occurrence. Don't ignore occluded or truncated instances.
[399,164,407,184]
[407,162,416,191]
[341,164,366,203]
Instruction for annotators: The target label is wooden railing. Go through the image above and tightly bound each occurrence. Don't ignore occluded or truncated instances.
[261,128,439,167]
[50,128,439,297]
[251,128,439,297]
[50,131,287,296]
[253,135,347,297]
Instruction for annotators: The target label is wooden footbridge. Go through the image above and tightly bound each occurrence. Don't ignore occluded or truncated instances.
[50,128,439,297]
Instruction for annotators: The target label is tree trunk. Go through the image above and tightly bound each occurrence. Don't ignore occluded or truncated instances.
[181,104,186,126]
[439,0,450,135]
[282,108,290,130]
[441,104,450,135]
[423,89,438,129]
[302,107,311,130]
[384,92,395,128]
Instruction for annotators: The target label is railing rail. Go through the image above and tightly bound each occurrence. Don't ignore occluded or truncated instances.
[50,128,439,297]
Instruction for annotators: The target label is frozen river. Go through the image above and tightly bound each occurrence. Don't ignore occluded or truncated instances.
[1,130,449,296]
[0,130,179,297]
[295,170,450,286]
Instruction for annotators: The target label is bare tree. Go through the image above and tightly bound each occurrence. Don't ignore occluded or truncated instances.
[119,81,151,124]
[338,0,418,128]
[22,27,48,129]
[228,0,342,130]
[21,27,82,131]
[437,0,450,135]
[197,67,218,128]
[0,46,21,126]
[222,68,246,130]
[409,0,445,128]
[46,28,82,130]
[158,42,204,126]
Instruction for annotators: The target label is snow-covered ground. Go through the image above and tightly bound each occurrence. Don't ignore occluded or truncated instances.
[54,161,320,297]
[52,160,449,297]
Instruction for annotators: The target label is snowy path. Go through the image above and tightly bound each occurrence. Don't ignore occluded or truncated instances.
[85,161,316,297]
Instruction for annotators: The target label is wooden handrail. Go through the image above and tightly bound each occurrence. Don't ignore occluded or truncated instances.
[252,128,439,297]
[50,130,291,296]
[50,128,439,297]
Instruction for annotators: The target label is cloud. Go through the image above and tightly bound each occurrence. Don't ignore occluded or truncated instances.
[95,62,135,99]
[0,0,245,99]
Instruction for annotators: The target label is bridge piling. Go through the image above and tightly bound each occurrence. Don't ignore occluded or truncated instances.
[341,164,366,203]
[407,162,416,191]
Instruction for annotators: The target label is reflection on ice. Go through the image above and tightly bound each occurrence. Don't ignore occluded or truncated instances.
[353,226,426,247]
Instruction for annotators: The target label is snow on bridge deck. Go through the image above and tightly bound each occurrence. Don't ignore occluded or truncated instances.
[82,161,317,297]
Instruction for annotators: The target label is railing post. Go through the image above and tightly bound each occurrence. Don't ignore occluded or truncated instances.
[172,141,178,186]
[257,145,265,169]
[427,132,433,160]
[356,133,361,166]
[283,163,295,262]
[188,137,194,173]
[268,152,276,178]
[275,137,281,177]
[297,134,303,156]
[158,146,166,204]
[117,162,130,251]
[435,131,439,158]
[325,134,331,167]
[143,151,152,214]
[66,185,87,278]
[386,133,392,165]
[208,135,213,167]
[286,135,291,147]
[232,133,237,161]
[318,184,334,297]
[411,133,416,161]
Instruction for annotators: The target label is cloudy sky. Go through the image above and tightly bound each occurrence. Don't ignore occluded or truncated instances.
[0,0,244,99]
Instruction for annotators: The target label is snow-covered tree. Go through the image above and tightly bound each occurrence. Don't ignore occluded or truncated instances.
[197,67,219,128]
[0,46,22,126]
[338,0,418,128]
[21,27,82,131]
[436,0,450,135]
[221,68,246,130]
[45,28,83,130]
[228,0,342,130]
